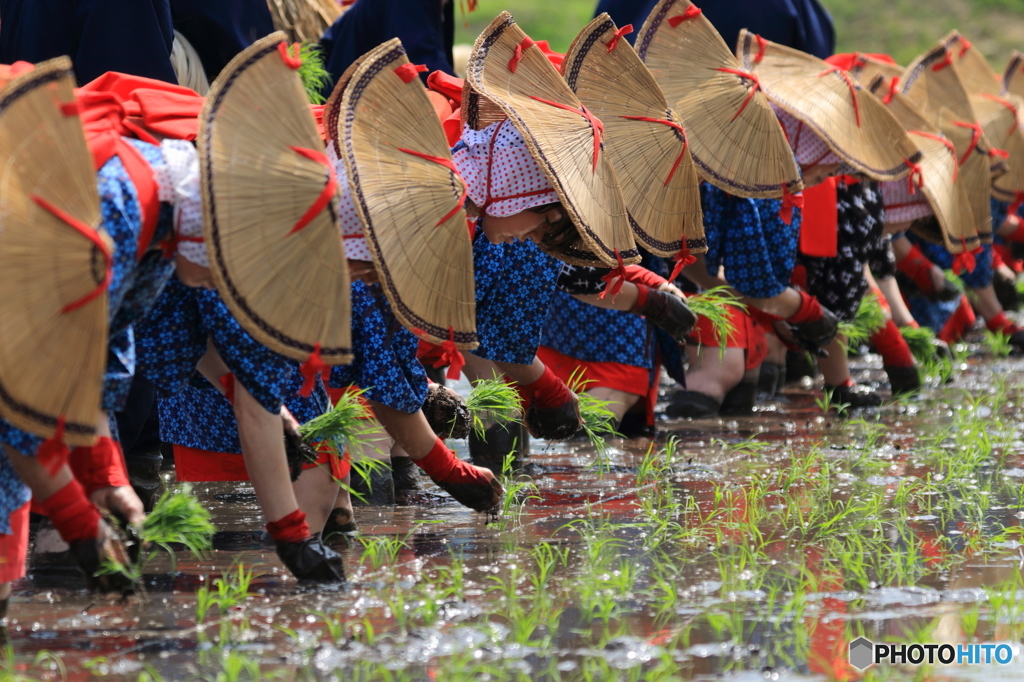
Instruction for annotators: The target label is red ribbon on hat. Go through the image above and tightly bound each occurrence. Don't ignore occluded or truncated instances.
[905,158,924,194]
[669,245,696,282]
[668,5,702,27]
[883,77,900,105]
[398,147,468,226]
[287,146,338,235]
[932,49,954,72]
[952,120,983,166]
[619,115,688,185]
[958,37,973,57]
[434,327,465,381]
[990,147,1010,159]
[599,250,627,300]
[1007,191,1024,217]
[605,24,633,52]
[509,37,537,73]
[714,68,761,121]
[278,42,302,69]
[753,34,769,64]
[952,239,978,274]
[909,130,958,181]
[981,93,1020,138]
[32,195,112,313]
[529,96,604,171]
[394,63,428,83]
[298,343,328,398]
[779,184,803,225]
[37,416,69,475]
[818,65,861,127]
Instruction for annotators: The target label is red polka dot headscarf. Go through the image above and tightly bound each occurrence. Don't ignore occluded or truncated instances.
[327,144,373,262]
[452,119,559,217]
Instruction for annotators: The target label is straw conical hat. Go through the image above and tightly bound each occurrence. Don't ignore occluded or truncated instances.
[199,32,352,365]
[464,12,637,268]
[267,0,345,43]
[737,31,919,182]
[1003,51,1024,99]
[335,39,478,350]
[0,58,110,446]
[866,77,979,253]
[635,0,801,199]
[562,15,704,260]
[940,31,1001,97]
[901,45,995,241]
[323,48,375,160]
[847,54,904,90]
[461,78,508,132]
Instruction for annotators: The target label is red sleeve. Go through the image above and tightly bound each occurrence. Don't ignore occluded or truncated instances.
[622,265,668,288]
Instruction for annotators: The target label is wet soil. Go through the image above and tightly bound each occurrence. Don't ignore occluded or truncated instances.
[8,351,1024,680]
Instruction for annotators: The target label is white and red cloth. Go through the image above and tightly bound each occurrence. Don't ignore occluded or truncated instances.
[149,139,207,267]
[327,144,373,262]
[452,120,558,217]
[880,177,933,224]
[773,107,842,168]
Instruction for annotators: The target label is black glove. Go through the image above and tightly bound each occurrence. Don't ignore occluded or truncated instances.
[631,285,697,344]
[789,305,839,355]
[422,383,471,439]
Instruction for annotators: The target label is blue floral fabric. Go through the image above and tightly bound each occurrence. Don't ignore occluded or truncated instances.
[0,451,29,535]
[472,227,562,365]
[911,235,994,290]
[540,290,653,370]
[700,183,801,299]
[328,279,427,414]
[158,370,329,454]
[135,276,303,414]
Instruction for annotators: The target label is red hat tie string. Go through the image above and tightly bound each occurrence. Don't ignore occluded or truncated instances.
[619,115,688,185]
[394,63,428,83]
[932,50,953,72]
[37,416,69,475]
[278,42,302,69]
[981,93,1020,138]
[753,34,768,64]
[909,130,958,181]
[605,24,633,52]
[952,239,977,274]
[32,195,112,313]
[714,68,761,121]
[883,77,900,105]
[287,147,338,235]
[1007,191,1024,217]
[990,147,1010,159]
[669,245,696,282]
[778,184,804,225]
[298,343,328,397]
[952,120,983,166]
[508,37,537,73]
[599,250,628,300]
[958,38,973,57]
[667,5,702,27]
[818,65,861,127]
[529,96,604,170]
[398,147,468,226]
[436,327,465,381]
[904,158,924,194]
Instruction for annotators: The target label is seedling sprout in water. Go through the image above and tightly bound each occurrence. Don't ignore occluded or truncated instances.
[465,374,523,438]
[566,368,622,471]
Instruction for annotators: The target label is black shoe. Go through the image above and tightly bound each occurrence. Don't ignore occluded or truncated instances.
[994,271,1020,312]
[391,456,422,498]
[824,383,882,410]
[0,600,7,620]
[785,350,818,384]
[757,362,783,398]
[665,391,721,419]
[469,420,530,474]
[720,382,757,415]
[349,461,395,505]
[1009,329,1024,353]
[322,508,357,537]
[617,408,654,439]
[885,365,921,395]
[125,450,163,513]
[275,533,345,583]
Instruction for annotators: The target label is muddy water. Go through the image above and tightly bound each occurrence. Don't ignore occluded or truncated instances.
[8,354,1024,680]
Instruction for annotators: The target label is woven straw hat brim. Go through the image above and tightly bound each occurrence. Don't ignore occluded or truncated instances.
[563,14,705,258]
[461,78,508,131]
[267,0,345,43]
[337,39,478,350]
[1003,51,1024,99]
[199,32,352,365]
[739,31,919,182]
[849,56,904,90]
[635,0,801,199]
[465,13,637,268]
[0,58,109,446]
[972,92,1024,199]
[941,31,1002,98]
[323,50,374,159]
[865,83,978,252]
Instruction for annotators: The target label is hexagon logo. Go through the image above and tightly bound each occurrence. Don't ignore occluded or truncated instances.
[849,637,874,670]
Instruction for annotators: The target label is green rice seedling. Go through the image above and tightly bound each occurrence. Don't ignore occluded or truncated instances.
[358,533,410,570]
[814,386,850,414]
[900,324,953,381]
[687,285,746,347]
[298,387,376,453]
[838,291,886,350]
[983,329,1014,357]
[195,563,255,624]
[465,374,523,438]
[566,369,622,471]
[496,452,541,526]
[297,42,331,104]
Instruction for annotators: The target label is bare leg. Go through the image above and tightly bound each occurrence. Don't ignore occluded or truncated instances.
[678,255,803,318]
[765,333,787,365]
[875,274,917,328]
[585,387,640,423]
[817,335,850,386]
[971,285,1004,323]
[5,446,72,499]
[684,346,746,402]
[292,464,339,535]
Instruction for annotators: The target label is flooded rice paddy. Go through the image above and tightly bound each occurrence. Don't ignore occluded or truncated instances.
[9,349,1024,680]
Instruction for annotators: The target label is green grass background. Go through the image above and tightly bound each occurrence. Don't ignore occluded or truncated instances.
[453,0,1024,69]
